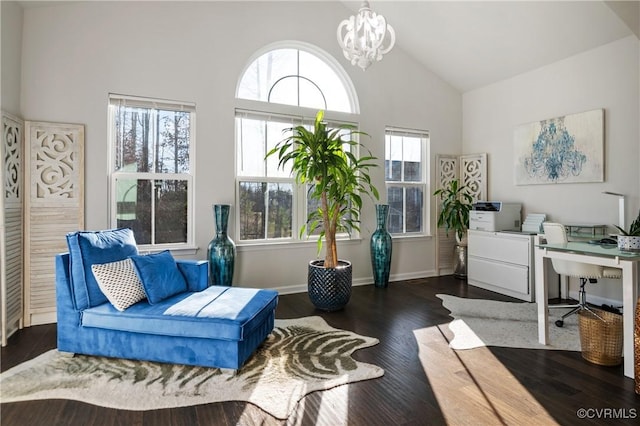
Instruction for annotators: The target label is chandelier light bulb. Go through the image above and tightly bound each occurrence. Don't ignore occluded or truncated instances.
[337,1,396,71]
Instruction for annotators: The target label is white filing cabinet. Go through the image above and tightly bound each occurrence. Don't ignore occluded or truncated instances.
[467,230,535,301]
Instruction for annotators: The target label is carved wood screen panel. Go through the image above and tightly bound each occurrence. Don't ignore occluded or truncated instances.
[436,155,459,273]
[1,112,24,345]
[24,121,84,326]
[460,153,487,202]
[435,153,487,275]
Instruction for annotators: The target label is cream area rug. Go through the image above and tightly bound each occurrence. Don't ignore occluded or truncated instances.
[437,294,581,351]
[0,316,383,419]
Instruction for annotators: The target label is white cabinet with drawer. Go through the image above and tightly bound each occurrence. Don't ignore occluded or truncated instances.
[467,230,535,301]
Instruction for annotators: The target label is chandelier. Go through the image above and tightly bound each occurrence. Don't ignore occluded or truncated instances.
[337,1,396,71]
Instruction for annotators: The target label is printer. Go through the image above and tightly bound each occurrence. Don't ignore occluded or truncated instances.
[469,202,522,232]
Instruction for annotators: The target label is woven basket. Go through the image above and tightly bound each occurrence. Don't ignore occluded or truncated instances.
[307,260,352,312]
[635,299,640,394]
[578,308,622,367]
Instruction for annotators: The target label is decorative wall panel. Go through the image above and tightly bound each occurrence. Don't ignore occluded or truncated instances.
[436,155,458,274]
[24,121,84,326]
[435,154,487,275]
[1,112,24,345]
[460,153,487,202]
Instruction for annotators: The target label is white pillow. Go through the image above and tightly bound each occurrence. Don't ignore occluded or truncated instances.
[91,258,146,311]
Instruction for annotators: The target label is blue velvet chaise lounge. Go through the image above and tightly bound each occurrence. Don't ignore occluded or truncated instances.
[56,228,278,370]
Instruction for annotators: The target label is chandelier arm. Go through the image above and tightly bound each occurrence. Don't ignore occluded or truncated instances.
[379,23,395,55]
[336,1,395,71]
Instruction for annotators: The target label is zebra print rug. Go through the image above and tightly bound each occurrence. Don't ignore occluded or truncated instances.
[0,316,383,419]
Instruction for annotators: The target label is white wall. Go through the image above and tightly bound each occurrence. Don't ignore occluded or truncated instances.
[463,35,640,304]
[18,1,462,293]
[1,1,22,116]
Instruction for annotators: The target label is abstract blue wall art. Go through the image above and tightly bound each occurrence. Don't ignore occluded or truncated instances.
[514,109,604,185]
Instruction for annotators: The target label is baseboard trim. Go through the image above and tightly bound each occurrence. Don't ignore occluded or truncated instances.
[29,311,57,326]
[273,269,438,295]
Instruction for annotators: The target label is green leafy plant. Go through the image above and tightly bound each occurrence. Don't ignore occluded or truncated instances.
[433,179,473,241]
[614,209,640,236]
[266,110,379,269]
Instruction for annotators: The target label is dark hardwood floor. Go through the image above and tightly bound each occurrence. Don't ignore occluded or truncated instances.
[2,276,638,425]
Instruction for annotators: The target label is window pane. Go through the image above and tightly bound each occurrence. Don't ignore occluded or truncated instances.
[299,51,351,112]
[403,137,422,182]
[387,186,403,234]
[239,181,292,240]
[306,184,322,236]
[237,117,293,178]
[385,135,402,182]
[114,106,154,172]
[116,179,152,244]
[268,76,299,106]
[405,187,423,233]
[155,179,188,244]
[238,49,297,103]
[266,121,292,178]
[157,110,190,173]
[239,181,266,240]
[267,183,293,238]
[298,77,326,111]
[237,118,265,177]
[237,47,354,113]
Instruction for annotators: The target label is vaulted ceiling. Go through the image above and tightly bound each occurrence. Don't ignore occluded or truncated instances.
[342,1,639,92]
[17,1,639,93]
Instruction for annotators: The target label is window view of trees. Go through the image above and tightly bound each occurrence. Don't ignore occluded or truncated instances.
[239,182,293,240]
[235,44,358,243]
[385,131,428,235]
[111,99,192,246]
[237,48,352,113]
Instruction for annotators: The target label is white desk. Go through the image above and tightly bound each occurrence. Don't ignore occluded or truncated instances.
[534,241,640,379]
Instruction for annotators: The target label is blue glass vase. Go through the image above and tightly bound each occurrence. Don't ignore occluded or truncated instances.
[208,204,236,286]
[370,204,392,288]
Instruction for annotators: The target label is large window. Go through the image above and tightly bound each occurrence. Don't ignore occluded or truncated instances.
[385,128,430,235]
[235,43,359,244]
[108,94,195,248]
[236,113,295,241]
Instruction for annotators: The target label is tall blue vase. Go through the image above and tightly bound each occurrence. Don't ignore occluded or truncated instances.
[370,204,392,288]
[208,204,236,286]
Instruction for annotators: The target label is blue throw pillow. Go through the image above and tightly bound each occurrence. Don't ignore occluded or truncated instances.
[66,228,139,310]
[130,250,188,304]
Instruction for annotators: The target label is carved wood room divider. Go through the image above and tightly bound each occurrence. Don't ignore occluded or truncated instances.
[1,112,24,345]
[23,121,84,326]
[435,153,487,275]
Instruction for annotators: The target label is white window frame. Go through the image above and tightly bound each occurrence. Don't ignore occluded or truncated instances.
[235,108,360,245]
[107,94,196,252]
[234,41,360,246]
[385,127,431,237]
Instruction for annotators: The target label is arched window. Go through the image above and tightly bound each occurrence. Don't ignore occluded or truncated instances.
[237,42,357,113]
[235,42,359,243]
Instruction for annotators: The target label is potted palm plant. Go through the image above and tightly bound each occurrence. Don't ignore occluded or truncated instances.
[433,179,473,279]
[433,179,473,244]
[614,210,640,252]
[266,110,379,311]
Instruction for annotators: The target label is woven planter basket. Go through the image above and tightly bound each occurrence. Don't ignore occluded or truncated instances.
[635,299,640,394]
[307,260,352,312]
[578,308,622,367]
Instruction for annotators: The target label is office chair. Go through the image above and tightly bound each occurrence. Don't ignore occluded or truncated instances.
[542,222,621,327]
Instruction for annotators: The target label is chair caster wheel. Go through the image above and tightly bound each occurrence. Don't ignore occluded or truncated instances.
[555,320,564,327]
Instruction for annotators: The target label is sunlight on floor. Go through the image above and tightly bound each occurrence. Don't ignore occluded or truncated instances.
[414,324,560,425]
[287,383,350,426]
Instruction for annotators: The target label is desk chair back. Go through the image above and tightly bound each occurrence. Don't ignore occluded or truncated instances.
[542,222,604,278]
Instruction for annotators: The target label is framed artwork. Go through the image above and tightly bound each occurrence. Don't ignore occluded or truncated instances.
[514,109,604,185]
